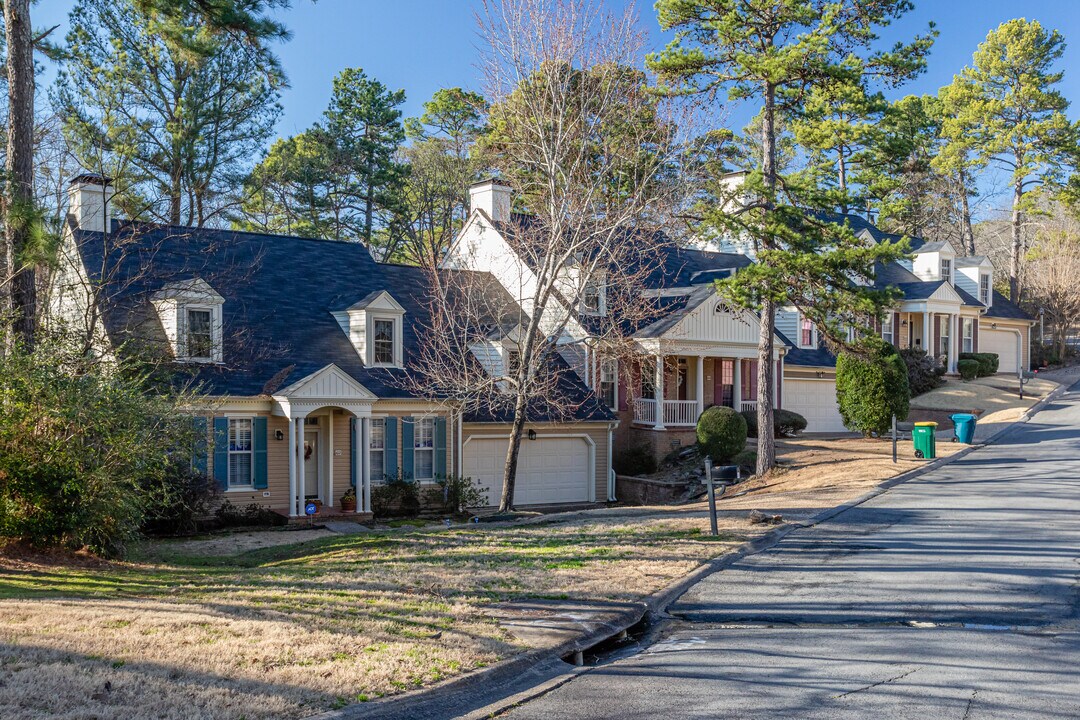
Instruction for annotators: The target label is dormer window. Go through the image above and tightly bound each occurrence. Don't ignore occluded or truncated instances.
[373,319,395,365]
[332,290,406,368]
[940,258,952,284]
[580,277,605,316]
[152,278,224,364]
[800,315,815,347]
[506,349,521,377]
[979,274,990,305]
[186,309,213,360]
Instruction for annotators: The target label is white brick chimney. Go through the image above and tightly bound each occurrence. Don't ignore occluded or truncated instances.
[67,173,115,233]
[469,179,512,223]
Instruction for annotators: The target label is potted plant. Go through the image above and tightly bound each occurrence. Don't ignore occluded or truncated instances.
[340,488,357,513]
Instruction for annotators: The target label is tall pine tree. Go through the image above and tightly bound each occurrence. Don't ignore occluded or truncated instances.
[649,0,932,473]
[944,19,1078,301]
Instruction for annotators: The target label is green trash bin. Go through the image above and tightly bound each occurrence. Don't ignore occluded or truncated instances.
[913,421,938,459]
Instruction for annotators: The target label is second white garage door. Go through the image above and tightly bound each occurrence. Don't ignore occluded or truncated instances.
[463,436,592,507]
[979,328,1020,374]
[783,377,848,433]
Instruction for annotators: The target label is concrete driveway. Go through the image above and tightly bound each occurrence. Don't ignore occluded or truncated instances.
[503,380,1080,719]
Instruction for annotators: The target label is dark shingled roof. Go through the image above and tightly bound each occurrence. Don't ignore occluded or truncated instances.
[777,329,838,368]
[74,220,613,422]
[983,291,1034,321]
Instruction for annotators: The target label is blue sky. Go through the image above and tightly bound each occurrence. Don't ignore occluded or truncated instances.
[34,0,1080,208]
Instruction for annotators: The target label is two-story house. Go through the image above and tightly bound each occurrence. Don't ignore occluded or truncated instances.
[51,174,618,515]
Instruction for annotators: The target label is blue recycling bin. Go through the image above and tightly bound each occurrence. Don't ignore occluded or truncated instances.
[950,413,977,444]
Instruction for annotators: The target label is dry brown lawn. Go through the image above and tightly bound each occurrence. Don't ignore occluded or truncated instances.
[0,515,746,720]
[910,374,1058,424]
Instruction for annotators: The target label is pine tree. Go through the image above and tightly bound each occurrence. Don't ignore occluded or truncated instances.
[57,0,281,227]
[945,19,1078,301]
[648,0,932,474]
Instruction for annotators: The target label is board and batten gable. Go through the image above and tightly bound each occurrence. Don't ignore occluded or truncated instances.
[665,298,761,346]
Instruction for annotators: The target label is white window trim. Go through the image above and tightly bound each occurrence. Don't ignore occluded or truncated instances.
[962,317,975,353]
[599,358,618,409]
[580,280,606,316]
[152,279,224,364]
[940,258,952,284]
[413,417,435,482]
[369,417,386,485]
[882,314,894,346]
[182,304,220,363]
[798,313,817,349]
[367,313,403,368]
[979,274,991,306]
[225,415,255,491]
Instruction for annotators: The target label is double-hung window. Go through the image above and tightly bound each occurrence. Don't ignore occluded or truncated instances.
[882,314,894,346]
[369,418,385,484]
[940,258,952,284]
[581,279,603,315]
[186,308,213,360]
[228,418,253,488]
[506,349,521,378]
[979,274,990,305]
[414,418,434,481]
[373,319,394,365]
[962,318,975,353]
[800,315,814,347]
[639,358,656,400]
[599,359,617,408]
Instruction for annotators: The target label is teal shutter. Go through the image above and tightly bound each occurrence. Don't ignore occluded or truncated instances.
[191,416,209,477]
[434,417,447,480]
[401,416,415,480]
[384,417,398,479]
[349,417,357,487]
[212,417,229,490]
[253,417,268,489]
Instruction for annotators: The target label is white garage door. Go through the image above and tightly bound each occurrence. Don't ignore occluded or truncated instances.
[463,436,591,507]
[783,378,848,433]
[979,328,1020,374]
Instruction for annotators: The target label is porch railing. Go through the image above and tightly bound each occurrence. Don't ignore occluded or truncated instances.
[740,400,758,413]
[632,398,700,427]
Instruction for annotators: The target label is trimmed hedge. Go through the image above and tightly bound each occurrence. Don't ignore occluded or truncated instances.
[696,405,747,463]
[836,340,911,436]
[957,358,979,380]
[740,408,808,438]
[959,352,998,377]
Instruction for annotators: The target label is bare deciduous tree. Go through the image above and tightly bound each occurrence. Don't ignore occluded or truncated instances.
[404,0,687,512]
[1025,208,1080,360]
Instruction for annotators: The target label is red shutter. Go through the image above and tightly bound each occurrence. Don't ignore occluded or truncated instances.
[619,360,634,412]
[933,316,941,356]
[972,319,979,353]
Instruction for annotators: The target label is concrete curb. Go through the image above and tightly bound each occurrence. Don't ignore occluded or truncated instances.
[320,382,1074,720]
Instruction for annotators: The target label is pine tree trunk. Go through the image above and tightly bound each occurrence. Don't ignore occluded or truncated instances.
[958,166,975,256]
[756,82,777,476]
[4,0,36,350]
[1010,175,1023,301]
[364,143,375,245]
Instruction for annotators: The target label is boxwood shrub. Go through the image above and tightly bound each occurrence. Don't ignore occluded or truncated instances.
[696,405,747,464]
[740,408,808,438]
[957,358,980,380]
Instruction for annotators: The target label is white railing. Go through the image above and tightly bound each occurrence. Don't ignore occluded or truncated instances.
[632,398,658,425]
[740,400,758,413]
[664,400,699,427]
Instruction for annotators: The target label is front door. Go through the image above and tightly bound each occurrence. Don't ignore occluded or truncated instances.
[304,430,320,498]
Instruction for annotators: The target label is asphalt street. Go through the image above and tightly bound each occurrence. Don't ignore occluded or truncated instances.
[503,380,1080,719]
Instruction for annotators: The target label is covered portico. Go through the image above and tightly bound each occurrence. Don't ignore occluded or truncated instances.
[272,364,377,517]
[894,282,968,374]
[628,341,784,430]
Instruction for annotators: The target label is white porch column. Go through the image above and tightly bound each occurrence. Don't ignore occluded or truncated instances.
[352,415,363,513]
[695,355,705,420]
[287,415,298,517]
[296,417,306,517]
[653,353,666,430]
[733,358,742,412]
[327,413,334,507]
[361,417,372,514]
[922,312,932,354]
[950,314,960,373]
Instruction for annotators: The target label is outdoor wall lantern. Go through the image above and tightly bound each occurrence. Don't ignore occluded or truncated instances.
[527,429,537,441]
[275,429,285,441]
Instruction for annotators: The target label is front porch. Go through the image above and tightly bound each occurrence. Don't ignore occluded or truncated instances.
[628,354,776,430]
